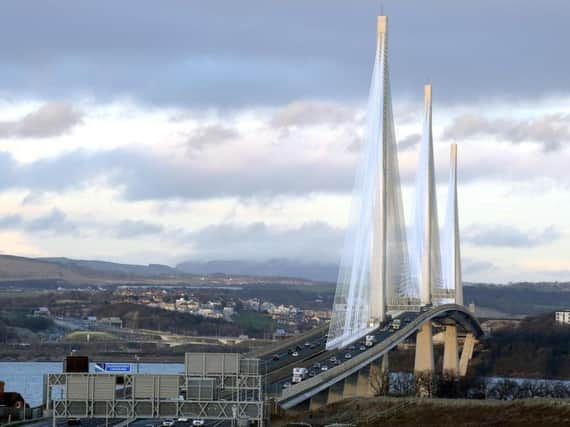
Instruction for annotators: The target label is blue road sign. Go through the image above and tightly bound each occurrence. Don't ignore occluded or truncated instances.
[101,363,132,373]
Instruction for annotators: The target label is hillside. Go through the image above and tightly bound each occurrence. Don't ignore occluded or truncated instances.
[176,259,338,282]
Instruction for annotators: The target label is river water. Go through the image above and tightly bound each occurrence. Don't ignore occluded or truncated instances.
[0,362,184,407]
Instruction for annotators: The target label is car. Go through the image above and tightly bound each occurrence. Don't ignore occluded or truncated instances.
[162,419,176,427]
[359,346,366,351]
[309,344,316,349]
[296,345,303,351]
[66,419,81,426]
[282,381,291,389]
[287,348,293,354]
[348,345,356,350]
[292,351,299,357]
[308,370,316,377]
[304,342,311,347]
[329,357,337,363]
[177,417,189,423]
[344,353,352,359]
[321,365,329,371]
[192,420,205,426]
[334,359,341,365]
[272,354,280,361]
[312,362,321,369]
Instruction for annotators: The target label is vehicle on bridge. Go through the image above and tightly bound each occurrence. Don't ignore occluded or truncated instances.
[292,367,308,384]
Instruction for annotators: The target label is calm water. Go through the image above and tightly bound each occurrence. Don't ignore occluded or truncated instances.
[0,362,184,407]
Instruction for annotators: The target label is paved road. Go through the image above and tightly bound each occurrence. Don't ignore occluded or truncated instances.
[26,419,228,427]
[265,311,420,392]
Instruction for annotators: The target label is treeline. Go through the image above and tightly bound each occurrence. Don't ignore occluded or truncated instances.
[0,312,55,343]
[465,282,570,315]
[373,373,570,400]
[473,313,570,378]
[93,303,245,337]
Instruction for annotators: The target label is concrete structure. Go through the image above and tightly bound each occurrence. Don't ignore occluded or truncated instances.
[277,304,483,409]
[414,322,434,374]
[413,84,443,307]
[45,353,265,425]
[442,325,460,376]
[442,143,463,305]
[265,15,481,409]
[555,310,570,325]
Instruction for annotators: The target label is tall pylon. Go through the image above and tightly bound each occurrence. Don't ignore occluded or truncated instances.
[326,16,414,350]
[412,84,443,306]
[442,144,463,305]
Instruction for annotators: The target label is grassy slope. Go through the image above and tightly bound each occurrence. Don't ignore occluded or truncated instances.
[275,396,570,427]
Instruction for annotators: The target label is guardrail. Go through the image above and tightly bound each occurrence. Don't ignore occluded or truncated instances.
[278,304,482,408]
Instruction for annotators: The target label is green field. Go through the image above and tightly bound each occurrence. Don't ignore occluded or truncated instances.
[63,331,118,342]
[233,311,274,335]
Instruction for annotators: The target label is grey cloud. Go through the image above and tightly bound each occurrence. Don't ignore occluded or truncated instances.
[186,125,238,151]
[464,224,561,248]
[399,133,421,150]
[114,220,164,238]
[0,208,163,239]
[184,221,343,262]
[0,103,83,138]
[462,258,498,275]
[442,113,570,152]
[0,148,354,201]
[271,101,354,129]
[1,2,569,107]
[0,208,77,235]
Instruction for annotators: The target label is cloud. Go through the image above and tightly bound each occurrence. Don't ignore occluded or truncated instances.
[2,2,568,107]
[462,258,498,276]
[0,208,77,235]
[184,221,343,262]
[114,220,164,238]
[0,103,83,138]
[270,101,354,129]
[186,125,238,151]
[463,224,561,248]
[442,113,570,151]
[399,133,421,150]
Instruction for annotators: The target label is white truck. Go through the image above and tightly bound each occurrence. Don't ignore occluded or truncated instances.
[292,367,308,384]
[391,319,401,330]
[365,335,375,347]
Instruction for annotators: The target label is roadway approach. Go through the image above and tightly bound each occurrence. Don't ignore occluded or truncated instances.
[251,304,483,410]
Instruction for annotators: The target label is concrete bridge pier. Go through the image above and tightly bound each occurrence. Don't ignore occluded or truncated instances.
[442,325,459,376]
[342,371,359,398]
[414,321,434,373]
[326,380,345,404]
[309,389,328,411]
[459,332,476,376]
[355,364,374,396]
[414,321,435,397]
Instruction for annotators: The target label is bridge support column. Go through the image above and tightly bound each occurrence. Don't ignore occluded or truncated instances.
[442,325,459,377]
[369,354,389,396]
[309,389,328,411]
[459,333,476,376]
[342,372,359,398]
[414,321,434,397]
[414,322,434,373]
[327,381,344,404]
[355,365,374,397]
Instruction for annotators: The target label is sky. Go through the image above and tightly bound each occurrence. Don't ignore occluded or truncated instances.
[0,1,569,283]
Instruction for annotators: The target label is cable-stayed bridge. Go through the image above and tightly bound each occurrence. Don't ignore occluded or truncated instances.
[252,15,482,409]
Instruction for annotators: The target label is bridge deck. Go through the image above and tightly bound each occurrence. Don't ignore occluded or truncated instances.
[275,304,483,409]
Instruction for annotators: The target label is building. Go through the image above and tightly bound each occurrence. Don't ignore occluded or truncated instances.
[99,317,123,328]
[555,311,570,325]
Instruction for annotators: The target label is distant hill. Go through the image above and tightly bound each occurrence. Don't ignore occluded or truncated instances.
[39,257,179,277]
[1,253,570,319]
[0,254,192,285]
[176,259,338,282]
